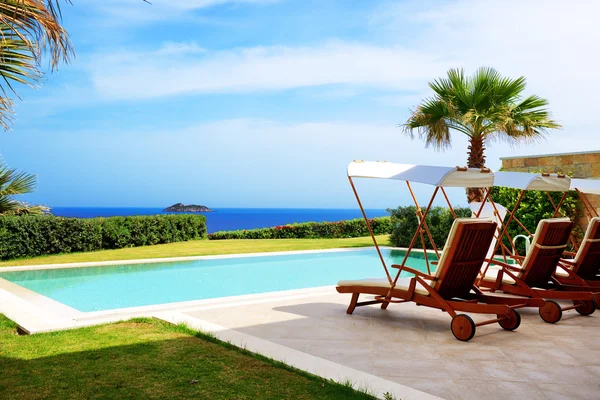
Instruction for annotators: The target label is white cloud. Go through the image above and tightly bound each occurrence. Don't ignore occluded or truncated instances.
[377,0,600,125]
[90,41,456,100]
[91,0,280,25]
[160,0,279,10]
[90,0,600,129]
[156,42,206,55]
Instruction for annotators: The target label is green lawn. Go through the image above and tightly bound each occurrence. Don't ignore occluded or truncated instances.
[0,315,375,400]
[0,235,389,267]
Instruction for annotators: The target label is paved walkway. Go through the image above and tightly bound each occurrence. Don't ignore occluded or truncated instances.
[185,292,600,400]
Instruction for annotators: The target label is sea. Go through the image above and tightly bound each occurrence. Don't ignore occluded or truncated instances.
[50,208,390,234]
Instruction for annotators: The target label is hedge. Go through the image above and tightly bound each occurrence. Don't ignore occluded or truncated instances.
[388,206,472,249]
[0,214,207,260]
[208,217,392,240]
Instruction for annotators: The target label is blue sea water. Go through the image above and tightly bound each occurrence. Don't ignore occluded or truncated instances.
[50,208,390,233]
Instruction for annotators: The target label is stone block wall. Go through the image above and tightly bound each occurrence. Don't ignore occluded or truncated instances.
[500,151,600,227]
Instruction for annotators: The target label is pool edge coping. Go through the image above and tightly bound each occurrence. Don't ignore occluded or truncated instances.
[0,246,421,272]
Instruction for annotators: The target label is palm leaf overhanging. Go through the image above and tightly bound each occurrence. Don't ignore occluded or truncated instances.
[0,158,47,215]
[0,0,73,130]
[403,67,561,169]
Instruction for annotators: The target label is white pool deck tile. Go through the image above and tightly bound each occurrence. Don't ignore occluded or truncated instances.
[183,292,600,400]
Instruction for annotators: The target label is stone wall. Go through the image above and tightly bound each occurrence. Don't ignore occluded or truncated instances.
[500,151,600,227]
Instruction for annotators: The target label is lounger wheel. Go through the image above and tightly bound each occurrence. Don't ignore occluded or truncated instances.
[451,314,476,342]
[498,309,521,331]
[539,300,562,324]
[574,300,596,316]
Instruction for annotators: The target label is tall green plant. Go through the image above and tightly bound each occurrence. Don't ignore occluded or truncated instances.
[403,67,560,201]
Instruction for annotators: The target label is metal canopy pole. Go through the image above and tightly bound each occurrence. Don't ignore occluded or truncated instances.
[393,185,440,283]
[482,189,526,277]
[348,176,392,283]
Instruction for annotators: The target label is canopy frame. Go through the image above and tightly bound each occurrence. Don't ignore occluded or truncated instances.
[347,163,494,304]
[480,173,574,278]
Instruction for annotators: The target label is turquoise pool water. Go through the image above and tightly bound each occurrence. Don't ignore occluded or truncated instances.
[0,249,435,312]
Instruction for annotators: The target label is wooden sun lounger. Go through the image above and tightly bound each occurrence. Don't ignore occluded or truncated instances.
[479,218,600,323]
[554,217,600,288]
[336,218,544,341]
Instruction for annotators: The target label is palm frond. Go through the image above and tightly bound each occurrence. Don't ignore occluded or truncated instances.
[2,170,37,195]
[0,158,40,215]
[0,0,73,72]
[403,98,453,150]
[0,25,42,93]
[403,66,560,158]
[0,0,72,130]
[0,194,22,214]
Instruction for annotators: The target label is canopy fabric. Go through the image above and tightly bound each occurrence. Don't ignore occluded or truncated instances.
[571,178,600,195]
[347,161,495,188]
[492,171,571,191]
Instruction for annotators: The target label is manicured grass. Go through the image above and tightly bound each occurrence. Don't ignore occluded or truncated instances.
[0,315,375,400]
[0,235,389,267]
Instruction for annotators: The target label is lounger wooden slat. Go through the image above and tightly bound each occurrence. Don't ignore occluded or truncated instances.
[554,217,600,287]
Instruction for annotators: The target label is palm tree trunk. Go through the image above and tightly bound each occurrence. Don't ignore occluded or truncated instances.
[466,136,486,202]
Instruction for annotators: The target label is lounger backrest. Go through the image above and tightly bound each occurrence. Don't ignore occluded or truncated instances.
[574,217,600,280]
[520,218,573,287]
[469,202,507,260]
[432,218,497,299]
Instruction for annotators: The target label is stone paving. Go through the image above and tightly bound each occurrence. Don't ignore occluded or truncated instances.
[186,292,600,400]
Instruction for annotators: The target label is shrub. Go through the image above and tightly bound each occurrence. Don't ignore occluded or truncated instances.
[0,214,207,260]
[388,206,471,249]
[208,217,392,240]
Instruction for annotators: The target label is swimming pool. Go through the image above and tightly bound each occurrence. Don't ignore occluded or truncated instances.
[0,249,435,312]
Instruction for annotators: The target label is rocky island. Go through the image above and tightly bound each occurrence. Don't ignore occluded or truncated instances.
[163,203,212,212]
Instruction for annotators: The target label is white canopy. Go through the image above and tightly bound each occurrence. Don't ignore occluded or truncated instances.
[347,161,495,188]
[571,178,600,195]
[492,171,571,191]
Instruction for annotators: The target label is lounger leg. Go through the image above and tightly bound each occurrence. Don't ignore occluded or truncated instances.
[381,296,390,309]
[347,293,360,314]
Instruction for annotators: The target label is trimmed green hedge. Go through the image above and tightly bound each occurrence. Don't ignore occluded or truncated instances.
[388,206,471,249]
[208,217,392,240]
[0,214,207,260]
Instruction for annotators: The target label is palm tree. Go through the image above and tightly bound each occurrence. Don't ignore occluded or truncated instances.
[404,67,561,201]
[0,0,73,129]
[0,159,47,214]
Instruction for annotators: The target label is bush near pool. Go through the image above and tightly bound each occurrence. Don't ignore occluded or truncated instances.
[208,217,392,240]
[0,214,207,260]
[388,206,472,249]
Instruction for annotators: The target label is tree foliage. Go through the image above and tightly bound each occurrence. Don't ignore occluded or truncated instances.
[0,0,73,129]
[403,67,560,167]
[0,158,47,215]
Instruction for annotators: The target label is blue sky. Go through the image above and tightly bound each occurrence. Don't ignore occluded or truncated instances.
[1,0,598,209]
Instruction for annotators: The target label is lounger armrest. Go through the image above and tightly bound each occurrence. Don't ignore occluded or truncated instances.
[391,264,435,280]
[555,262,579,279]
[562,251,577,258]
[487,259,523,272]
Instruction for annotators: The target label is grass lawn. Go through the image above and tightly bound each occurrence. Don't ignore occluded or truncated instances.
[0,235,389,267]
[0,315,376,400]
